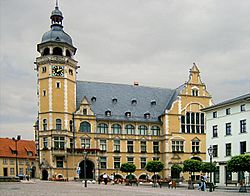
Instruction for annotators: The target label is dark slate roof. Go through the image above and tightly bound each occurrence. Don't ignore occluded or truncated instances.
[202,93,250,111]
[41,26,73,46]
[76,81,182,123]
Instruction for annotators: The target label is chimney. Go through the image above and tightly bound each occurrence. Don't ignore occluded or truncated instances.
[134,81,139,86]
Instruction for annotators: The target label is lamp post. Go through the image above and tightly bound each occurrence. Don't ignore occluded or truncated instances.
[207,145,214,192]
[97,157,100,184]
[82,144,88,187]
[12,135,21,177]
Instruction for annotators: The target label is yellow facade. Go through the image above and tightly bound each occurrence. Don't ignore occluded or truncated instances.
[35,4,212,181]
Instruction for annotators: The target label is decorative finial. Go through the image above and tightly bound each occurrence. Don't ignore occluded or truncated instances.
[56,0,59,8]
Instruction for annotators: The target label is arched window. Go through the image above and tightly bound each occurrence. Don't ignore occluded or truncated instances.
[43,119,47,131]
[151,126,160,136]
[125,111,131,118]
[97,123,108,134]
[66,49,71,57]
[138,125,148,135]
[112,124,121,134]
[56,119,62,130]
[43,48,50,56]
[53,47,63,56]
[125,124,135,135]
[91,96,96,102]
[131,99,137,105]
[80,122,91,133]
[69,120,73,132]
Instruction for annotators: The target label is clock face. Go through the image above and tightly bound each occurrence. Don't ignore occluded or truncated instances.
[52,66,64,77]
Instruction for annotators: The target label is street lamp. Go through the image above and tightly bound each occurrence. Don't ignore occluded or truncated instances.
[82,144,88,187]
[12,135,21,177]
[97,157,100,184]
[207,145,214,192]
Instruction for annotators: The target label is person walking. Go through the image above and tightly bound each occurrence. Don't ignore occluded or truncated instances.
[103,173,108,185]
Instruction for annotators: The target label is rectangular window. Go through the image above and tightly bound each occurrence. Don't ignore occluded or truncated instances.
[19,160,24,165]
[213,111,217,118]
[56,81,61,88]
[42,66,47,73]
[53,137,65,150]
[43,137,48,149]
[100,139,106,151]
[226,123,231,135]
[141,157,147,169]
[70,138,73,149]
[240,104,246,112]
[127,157,134,164]
[240,141,246,154]
[3,159,8,165]
[213,145,218,157]
[10,159,14,165]
[240,120,246,133]
[114,140,120,152]
[56,157,64,168]
[100,157,107,169]
[153,157,159,161]
[141,141,147,153]
[226,108,231,115]
[226,143,231,156]
[192,141,200,153]
[19,168,24,175]
[114,157,120,169]
[172,140,184,152]
[10,168,15,175]
[81,138,90,149]
[42,90,46,96]
[153,141,159,153]
[69,69,73,75]
[127,141,133,153]
[213,125,218,137]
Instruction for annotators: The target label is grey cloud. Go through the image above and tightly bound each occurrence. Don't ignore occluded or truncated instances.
[1,0,250,139]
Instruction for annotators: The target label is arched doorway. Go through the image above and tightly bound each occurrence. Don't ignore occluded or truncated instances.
[42,169,48,180]
[79,159,95,179]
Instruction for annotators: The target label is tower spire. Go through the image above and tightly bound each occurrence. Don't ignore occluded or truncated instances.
[56,0,59,8]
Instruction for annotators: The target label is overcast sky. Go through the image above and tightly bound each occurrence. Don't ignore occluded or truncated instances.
[0,0,249,140]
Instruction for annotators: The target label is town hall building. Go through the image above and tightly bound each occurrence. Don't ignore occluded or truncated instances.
[34,3,212,181]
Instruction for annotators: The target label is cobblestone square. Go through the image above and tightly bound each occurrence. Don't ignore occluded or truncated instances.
[0,180,245,196]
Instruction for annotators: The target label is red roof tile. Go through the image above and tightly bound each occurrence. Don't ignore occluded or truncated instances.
[0,138,37,159]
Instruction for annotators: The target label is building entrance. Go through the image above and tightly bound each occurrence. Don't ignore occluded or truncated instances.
[79,159,95,180]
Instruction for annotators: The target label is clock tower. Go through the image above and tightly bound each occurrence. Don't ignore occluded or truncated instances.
[35,2,78,177]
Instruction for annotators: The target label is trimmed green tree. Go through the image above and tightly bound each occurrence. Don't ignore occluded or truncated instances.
[145,160,164,186]
[227,154,250,192]
[183,159,202,189]
[120,163,136,185]
[201,162,216,173]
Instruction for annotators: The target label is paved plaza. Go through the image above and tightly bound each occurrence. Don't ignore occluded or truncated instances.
[0,180,246,196]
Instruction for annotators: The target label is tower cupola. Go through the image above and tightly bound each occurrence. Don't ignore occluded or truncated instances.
[38,0,76,53]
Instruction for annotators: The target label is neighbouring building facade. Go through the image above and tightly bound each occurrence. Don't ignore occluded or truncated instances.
[202,93,250,186]
[0,138,38,178]
[34,3,212,181]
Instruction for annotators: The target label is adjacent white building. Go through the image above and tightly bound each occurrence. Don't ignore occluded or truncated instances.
[202,93,250,186]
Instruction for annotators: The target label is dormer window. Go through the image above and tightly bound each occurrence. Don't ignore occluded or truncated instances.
[131,99,137,105]
[105,110,111,116]
[151,100,156,106]
[112,97,117,104]
[125,111,131,117]
[144,112,150,119]
[27,151,33,156]
[83,109,87,115]
[91,96,96,102]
